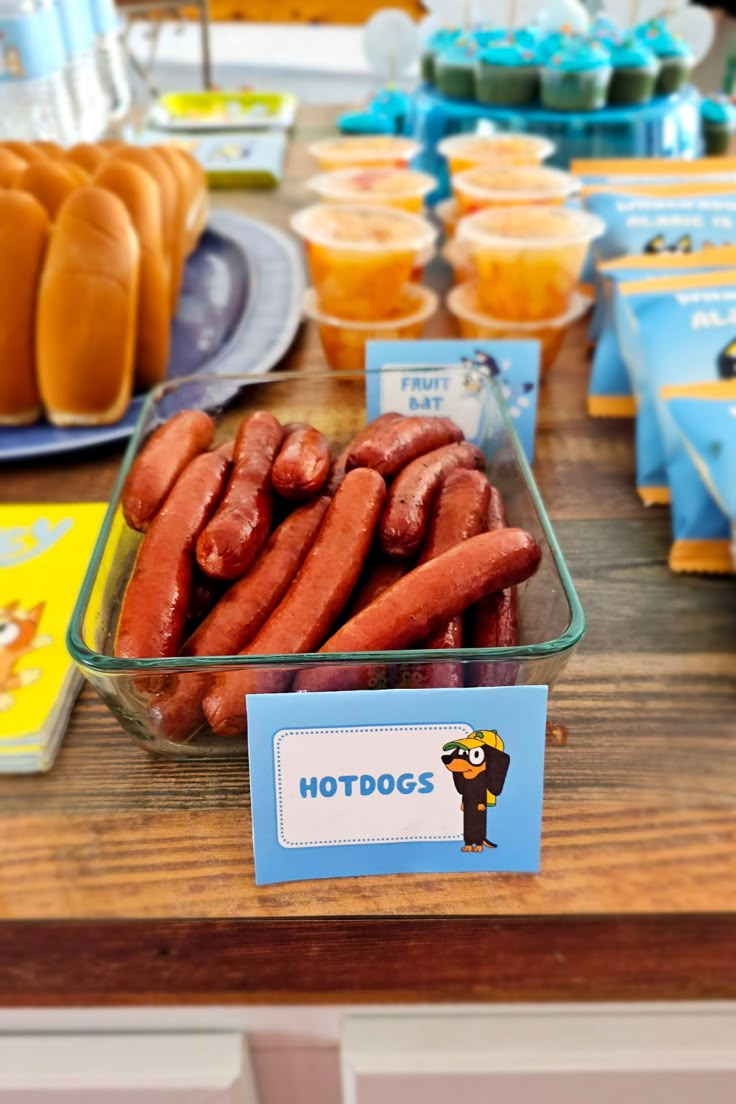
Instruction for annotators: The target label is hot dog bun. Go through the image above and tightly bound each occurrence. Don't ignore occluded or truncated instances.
[1,140,44,162]
[94,158,171,390]
[34,141,65,159]
[111,146,178,307]
[37,186,140,426]
[151,145,189,310]
[67,142,110,174]
[15,159,84,219]
[63,161,92,187]
[174,148,208,255]
[0,192,49,426]
[0,147,26,187]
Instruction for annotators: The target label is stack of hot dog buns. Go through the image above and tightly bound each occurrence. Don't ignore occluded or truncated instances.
[0,141,208,428]
[116,409,542,742]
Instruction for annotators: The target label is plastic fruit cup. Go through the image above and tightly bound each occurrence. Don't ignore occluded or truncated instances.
[304,284,439,371]
[437,133,555,176]
[457,205,603,321]
[447,282,593,374]
[307,136,422,172]
[452,165,580,214]
[306,167,436,213]
[435,197,461,239]
[291,204,437,321]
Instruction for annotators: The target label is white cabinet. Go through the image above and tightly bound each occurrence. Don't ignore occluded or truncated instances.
[0,1033,253,1102]
[342,1006,736,1104]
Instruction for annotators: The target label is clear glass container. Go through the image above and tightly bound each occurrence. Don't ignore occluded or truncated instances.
[68,367,585,759]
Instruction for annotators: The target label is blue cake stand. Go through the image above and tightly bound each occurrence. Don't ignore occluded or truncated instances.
[406,84,703,201]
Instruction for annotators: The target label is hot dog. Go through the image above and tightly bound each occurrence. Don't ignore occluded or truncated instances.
[148,496,330,742]
[196,412,283,581]
[344,556,408,619]
[467,486,520,687]
[347,415,463,477]
[115,448,231,661]
[202,467,386,736]
[122,409,215,532]
[185,495,330,657]
[325,413,403,496]
[271,422,331,501]
[379,442,485,558]
[292,528,541,694]
[395,468,491,689]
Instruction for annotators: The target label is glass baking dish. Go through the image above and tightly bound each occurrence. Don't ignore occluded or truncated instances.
[68,367,585,759]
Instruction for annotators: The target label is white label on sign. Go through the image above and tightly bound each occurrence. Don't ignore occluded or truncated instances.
[274,723,473,849]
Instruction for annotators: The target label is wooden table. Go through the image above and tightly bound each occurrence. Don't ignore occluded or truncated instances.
[1,108,735,1008]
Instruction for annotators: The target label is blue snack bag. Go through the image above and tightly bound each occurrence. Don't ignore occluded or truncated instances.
[590,248,736,419]
[619,270,736,573]
[662,381,736,574]
[583,184,736,267]
[582,182,736,351]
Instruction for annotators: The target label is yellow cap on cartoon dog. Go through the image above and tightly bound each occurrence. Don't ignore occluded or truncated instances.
[442,729,505,753]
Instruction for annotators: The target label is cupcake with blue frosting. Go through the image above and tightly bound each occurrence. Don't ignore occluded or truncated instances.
[435,36,479,100]
[636,18,692,96]
[702,95,736,155]
[608,36,659,105]
[476,37,539,105]
[421,27,461,85]
[589,15,621,49]
[541,37,612,112]
[470,26,508,50]
[535,30,568,65]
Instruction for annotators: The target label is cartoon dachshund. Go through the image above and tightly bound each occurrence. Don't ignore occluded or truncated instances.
[441,729,510,852]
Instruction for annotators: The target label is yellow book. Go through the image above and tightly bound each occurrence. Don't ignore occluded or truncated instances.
[0,503,106,772]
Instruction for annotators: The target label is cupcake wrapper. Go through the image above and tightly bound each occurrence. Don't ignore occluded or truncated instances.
[541,67,611,112]
[703,122,732,156]
[655,58,689,96]
[475,64,540,106]
[435,62,477,100]
[608,67,657,106]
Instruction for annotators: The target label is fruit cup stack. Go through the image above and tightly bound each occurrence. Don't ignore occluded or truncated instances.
[437,133,602,375]
[295,136,440,371]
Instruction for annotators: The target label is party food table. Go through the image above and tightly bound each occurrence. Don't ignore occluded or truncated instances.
[0,108,734,1008]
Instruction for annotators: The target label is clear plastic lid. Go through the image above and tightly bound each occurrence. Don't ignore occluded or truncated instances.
[308,135,422,165]
[447,280,593,329]
[303,283,439,328]
[453,164,581,206]
[306,167,436,203]
[437,132,554,166]
[291,203,438,253]
[456,204,604,249]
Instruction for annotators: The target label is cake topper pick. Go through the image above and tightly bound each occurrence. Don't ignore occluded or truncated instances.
[363,8,420,84]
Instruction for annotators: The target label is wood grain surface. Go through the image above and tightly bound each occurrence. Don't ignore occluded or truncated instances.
[0,108,734,1004]
[181,1,424,23]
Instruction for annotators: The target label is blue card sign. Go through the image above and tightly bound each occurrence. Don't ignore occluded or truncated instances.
[365,339,540,462]
[247,686,547,885]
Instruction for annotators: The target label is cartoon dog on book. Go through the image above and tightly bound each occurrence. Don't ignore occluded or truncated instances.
[441,730,510,852]
[0,602,52,713]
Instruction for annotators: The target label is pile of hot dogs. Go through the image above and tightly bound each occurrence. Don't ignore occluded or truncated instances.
[116,408,541,741]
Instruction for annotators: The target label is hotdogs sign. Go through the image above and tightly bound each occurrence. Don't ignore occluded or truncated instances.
[247,685,547,884]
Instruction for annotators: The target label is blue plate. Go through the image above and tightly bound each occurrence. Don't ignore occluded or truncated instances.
[0,210,305,462]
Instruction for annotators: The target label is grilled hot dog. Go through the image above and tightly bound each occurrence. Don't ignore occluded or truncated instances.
[115,447,231,661]
[121,409,214,532]
[379,442,485,558]
[202,467,386,736]
[292,528,540,694]
[196,411,283,580]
